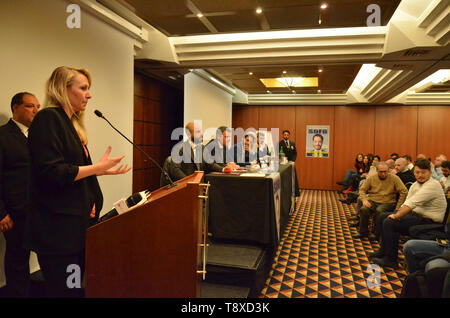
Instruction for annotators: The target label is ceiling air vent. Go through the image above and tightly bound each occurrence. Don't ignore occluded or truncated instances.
[403,49,432,57]
[392,64,414,69]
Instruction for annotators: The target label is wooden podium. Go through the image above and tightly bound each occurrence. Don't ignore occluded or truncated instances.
[85,171,209,298]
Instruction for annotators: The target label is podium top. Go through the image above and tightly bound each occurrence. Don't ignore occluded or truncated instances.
[89,171,204,229]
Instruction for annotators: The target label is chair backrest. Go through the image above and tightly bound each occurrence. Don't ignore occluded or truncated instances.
[444,198,450,224]
[160,156,172,187]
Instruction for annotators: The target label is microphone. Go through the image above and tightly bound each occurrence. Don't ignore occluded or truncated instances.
[94,109,177,188]
[96,190,150,224]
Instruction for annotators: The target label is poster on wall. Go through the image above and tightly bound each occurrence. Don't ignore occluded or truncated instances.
[306,125,330,158]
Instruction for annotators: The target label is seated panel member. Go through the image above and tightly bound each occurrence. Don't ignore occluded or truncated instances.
[204,126,234,167]
[171,121,224,180]
[256,131,270,164]
[371,159,447,268]
[234,133,258,167]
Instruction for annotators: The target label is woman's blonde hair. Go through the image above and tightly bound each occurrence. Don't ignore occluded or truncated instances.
[45,66,92,145]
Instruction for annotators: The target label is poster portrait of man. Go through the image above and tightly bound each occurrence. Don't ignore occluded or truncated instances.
[306,126,330,158]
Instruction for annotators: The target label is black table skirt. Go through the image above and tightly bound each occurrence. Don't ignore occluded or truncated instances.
[205,164,294,248]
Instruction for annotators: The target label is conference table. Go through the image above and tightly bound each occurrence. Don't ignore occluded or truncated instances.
[204,163,296,248]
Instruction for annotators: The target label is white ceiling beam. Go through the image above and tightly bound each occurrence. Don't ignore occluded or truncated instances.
[248,93,348,105]
[170,27,386,65]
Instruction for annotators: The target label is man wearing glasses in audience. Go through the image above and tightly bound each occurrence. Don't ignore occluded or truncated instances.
[353,161,408,239]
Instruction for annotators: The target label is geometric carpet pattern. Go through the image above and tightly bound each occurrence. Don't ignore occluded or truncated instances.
[259,190,408,298]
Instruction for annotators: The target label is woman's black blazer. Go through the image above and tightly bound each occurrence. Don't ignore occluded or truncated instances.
[25,106,103,255]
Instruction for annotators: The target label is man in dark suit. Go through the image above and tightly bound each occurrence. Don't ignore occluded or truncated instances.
[278,129,297,162]
[278,129,300,196]
[234,132,258,167]
[204,126,235,167]
[393,157,416,189]
[170,121,224,180]
[0,92,40,297]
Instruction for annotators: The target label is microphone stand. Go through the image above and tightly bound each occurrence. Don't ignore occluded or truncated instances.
[95,111,177,188]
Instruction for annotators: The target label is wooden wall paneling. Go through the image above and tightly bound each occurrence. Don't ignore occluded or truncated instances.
[133,121,144,146]
[134,96,144,120]
[148,78,162,101]
[333,106,375,190]
[232,104,259,131]
[258,105,296,142]
[133,72,183,193]
[134,73,147,98]
[294,106,335,190]
[374,106,418,161]
[417,105,450,161]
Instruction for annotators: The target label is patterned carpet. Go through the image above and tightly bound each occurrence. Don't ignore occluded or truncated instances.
[259,190,408,298]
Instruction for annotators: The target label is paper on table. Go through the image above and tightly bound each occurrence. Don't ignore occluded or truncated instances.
[240,173,266,177]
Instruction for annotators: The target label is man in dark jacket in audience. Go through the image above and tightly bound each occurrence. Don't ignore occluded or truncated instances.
[393,157,416,189]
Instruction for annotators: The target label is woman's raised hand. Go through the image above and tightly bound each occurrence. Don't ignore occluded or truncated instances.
[96,146,131,176]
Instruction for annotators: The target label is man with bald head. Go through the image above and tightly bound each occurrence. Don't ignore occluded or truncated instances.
[393,157,415,189]
[431,154,447,181]
[385,158,395,173]
[170,121,224,180]
[353,162,408,239]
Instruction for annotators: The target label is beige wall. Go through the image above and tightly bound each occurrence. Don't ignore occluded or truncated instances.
[0,0,135,286]
[184,72,233,143]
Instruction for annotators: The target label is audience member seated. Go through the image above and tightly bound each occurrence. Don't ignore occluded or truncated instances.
[385,158,396,173]
[340,155,376,205]
[402,236,450,297]
[353,162,408,239]
[370,159,447,268]
[416,153,427,160]
[432,154,447,181]
[390,153,400,161]
[336,153,365,190]
[392,157,416,189]
[403,154,414,170]
[341,155,381,206]
[440,160,450,197]
[403,225,449,274]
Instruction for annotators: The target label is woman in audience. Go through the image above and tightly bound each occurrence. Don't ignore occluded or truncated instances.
[337,153,364,190]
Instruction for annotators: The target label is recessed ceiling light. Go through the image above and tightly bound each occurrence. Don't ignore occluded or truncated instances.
[317,89,322,93]
[266,90,271,94]
[197,13,203,18]
[249,72,253,75]
[256,7,263,14]
[292,90,296,94]
[318,68,323,73]
[320,3,328,9]
[282,70,287,74]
